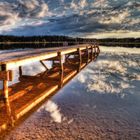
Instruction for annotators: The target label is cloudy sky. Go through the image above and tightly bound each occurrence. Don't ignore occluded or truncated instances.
[0,0,140,38]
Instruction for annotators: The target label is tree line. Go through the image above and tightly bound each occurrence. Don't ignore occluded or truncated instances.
[0,35,139,49]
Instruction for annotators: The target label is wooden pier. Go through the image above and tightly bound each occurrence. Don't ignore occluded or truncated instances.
[0,44,100,132]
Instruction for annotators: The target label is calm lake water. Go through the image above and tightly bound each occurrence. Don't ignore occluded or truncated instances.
[0,46,140,140]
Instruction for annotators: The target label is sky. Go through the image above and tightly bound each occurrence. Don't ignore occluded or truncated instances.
[0,0,140,38]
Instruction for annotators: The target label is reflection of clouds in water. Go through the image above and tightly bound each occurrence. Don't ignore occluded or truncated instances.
[78,52,140,96]
[42,100,63,123]
[128,61,139,67]
[0,61,53,89]
[67,119,74,124]
[22,61,52,75]
[38,100,74,124]
[78,74,86,84]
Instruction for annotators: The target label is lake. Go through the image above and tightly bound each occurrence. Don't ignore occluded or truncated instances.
[0,46,140,140]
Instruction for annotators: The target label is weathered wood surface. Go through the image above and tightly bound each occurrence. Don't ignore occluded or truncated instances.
[0,70,13,81]
[0,44,91,69]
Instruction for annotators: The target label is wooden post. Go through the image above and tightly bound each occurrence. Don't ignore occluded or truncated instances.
[97,45,100,57]
[65,54,70,62]
[77,48,81,72]
[52,60,55,67]
[19,66,22,77]
[93,45,96,60]
[58,52,63,88]
[86,46,89,64]
[1,64,9,103]
[1,64,14,126]
[91,46,93,61]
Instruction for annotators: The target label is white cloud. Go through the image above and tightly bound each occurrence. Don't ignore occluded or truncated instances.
[129,18,140,25]
[85,31,140,38]
[0,0,50,33]
[91,0,110,8]
[70,0,78,10]
[70,0,88,11]
[0,2,20,32]
[100,9,130,24]
[79,0,88,9]
[17,0,49,18]
[36,3,49,18]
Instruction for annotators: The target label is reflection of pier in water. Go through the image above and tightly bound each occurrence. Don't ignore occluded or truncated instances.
[0,44,100,132]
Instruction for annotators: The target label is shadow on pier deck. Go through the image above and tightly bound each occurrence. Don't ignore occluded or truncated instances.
[0,44,100,133]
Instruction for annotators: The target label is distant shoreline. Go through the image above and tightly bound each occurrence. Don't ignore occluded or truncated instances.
[0,42,140,44]
[0,42,139,48]
[0,35,140,49]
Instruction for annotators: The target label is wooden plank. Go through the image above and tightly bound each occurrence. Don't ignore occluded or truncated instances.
[61,48,77,55]
[0,44,90,69]
[45,56,59,61]
[6,52,58,69]
[63,70,77,83]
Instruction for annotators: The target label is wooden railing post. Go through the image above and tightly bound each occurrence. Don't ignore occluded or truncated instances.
[1,64,14,126]
[1,64,9,103]
[91,46,93,61]
[58,52,64,88]
[97,45,100,57]
[19,66,22,77]
[77,48,82,72]
[86,46,89,64]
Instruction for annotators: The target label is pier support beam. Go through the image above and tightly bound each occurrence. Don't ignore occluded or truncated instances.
[77,48,82,72]
[1,65,9,103]
[58,52,64,88]
[1,64,14,126]
[86,46,89,64]
[19,66,22,77]
[40,60,49,71]
[90,46,93,61]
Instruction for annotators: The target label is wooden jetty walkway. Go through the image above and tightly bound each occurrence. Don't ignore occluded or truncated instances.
[0,44,100,132]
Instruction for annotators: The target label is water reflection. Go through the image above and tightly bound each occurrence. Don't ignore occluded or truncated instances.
[0,61,53,89]
[1,47,140,140]
[78,53,140,97]
[0,43,63,50]
[39,100,63,123]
